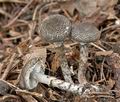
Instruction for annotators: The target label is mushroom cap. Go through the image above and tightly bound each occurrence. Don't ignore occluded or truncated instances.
[19,58,45,90]
[71,22,101,43]
[40,14,71,42]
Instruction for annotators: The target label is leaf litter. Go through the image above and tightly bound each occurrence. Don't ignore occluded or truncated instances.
[0,0,120,101]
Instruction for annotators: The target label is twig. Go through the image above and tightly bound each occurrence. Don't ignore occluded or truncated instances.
[0,8,12,18]
[3,0,33,28]
[102,25,120,32]
[90,42,106,52]
[0,79,43,98]
[0,0,28,3]
[1,53,16,80]
[100,57,106,81]
[3,34,27,41]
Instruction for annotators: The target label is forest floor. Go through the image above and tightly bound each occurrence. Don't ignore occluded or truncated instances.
[0,0,120,102]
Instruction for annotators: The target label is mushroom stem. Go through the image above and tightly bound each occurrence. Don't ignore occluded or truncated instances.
[58,43,73,83]
[19,57,104,95]
[32,70,100,95]
[78,43,88,85]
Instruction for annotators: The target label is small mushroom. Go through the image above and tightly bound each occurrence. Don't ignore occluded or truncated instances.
[71,22,101,85]
[19,58,45,89]
[39,14,73,83]
[40,14,71,43]
[19,58,101,95]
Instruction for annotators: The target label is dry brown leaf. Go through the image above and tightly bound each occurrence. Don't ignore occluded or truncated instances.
[107,53,120,69]
[17,40,30,56]
[83,10,108,26]
[97,0,118,19]
[106,0,118,19]
[60,1,76,16]
[51,53,60,72]
[9,30,22,37]
[23,47,47,65]
[106,78,115,90]
[16,89,42,96]
[107,53,120,90]
[2,95,22,102]
[74,0,97,17]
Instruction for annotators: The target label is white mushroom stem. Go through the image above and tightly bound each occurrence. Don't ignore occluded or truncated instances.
[78,43,88,85]
[32,71,100,95]
[19,57,104,95]
[59,44,73,83]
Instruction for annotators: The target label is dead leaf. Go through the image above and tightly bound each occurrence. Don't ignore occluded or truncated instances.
[23,47,47,65]
[107,53,120,90]
[97,0,118,19]
[60,1,76,16]
[51,53,60,72]
[106,78,115,90]
[9,30,22,37]
[74,0,97,17]
[3,95,22,102]
[17,40,30,56]
[107,53,120,69]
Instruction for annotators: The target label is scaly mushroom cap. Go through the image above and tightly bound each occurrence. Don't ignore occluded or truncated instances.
[40,14,71,42]
[71,22,101,43]
[19,58,45,90]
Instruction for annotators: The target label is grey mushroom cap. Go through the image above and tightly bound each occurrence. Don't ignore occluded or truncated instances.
[40,14,71,43]
[71,22,101,43]
[19,58,44,90]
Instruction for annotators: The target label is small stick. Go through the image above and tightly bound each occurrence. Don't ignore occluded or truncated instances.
[1,53,16,80]
[0,79,43,98]
[90,42,106,52]
[3,0,33,28]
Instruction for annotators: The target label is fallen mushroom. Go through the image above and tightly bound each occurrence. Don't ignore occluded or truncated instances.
[19,57,103,95]
[39,14,73,83]
[19,58,45,89]
[71,22,101,85]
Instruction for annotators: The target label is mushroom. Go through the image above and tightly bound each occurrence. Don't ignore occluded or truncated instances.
[19,58,45,89]
[71,22,101,85]
[40,14,71,43]
[39,14,73,83]
[19,57,101,95]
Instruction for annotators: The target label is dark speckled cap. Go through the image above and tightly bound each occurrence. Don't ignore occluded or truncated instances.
[71,22,101,43]
[40,14,71,43]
